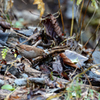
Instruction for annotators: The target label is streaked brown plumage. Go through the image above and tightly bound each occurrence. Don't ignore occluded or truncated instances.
[16,44,45,59]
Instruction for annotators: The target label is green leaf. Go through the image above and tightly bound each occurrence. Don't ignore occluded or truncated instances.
[14,53,17,58]
[1,48,8,59]
[76,0,82,5]
[91,0,98,9]
[50,72,54,80]
[1,84,15,91]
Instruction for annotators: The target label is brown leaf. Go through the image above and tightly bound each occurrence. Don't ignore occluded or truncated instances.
[59,53,79,69]
[42,14,63,44]
[0,21,11,29]
[64,50,88,68]
[0,17,11,31]
[0,59,7,65]
[56,81,64,88]
[7,86,28,100]
[8,95,20,100]
[61,72,69,80]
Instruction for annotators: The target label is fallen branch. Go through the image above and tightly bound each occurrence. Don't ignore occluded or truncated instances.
[32,45,70,65]
[14,77,45,85]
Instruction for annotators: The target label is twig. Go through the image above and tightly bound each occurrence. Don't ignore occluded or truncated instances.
[88,39,100,60]
[47,90,66,100]
[78,0,84,27]
[59,35,76,45]
[5,87,19,100]
[82,23,100,49]
[32,45,69,65]
[11,29,28,39]
[58,0,65,34]
[76,0,84,40]
[81,64,92,88]
[33,39,42,46]
[71,64,100,84]
[85,9,97,30]
[65,63,100,88]
[21,0,27,5]
[21,32,41,44]
[70,0,75,36]
[77,0,91,41]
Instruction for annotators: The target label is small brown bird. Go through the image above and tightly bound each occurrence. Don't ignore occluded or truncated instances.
[16,44,46,59]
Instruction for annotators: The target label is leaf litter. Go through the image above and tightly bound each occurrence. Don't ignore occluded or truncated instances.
[0,1,100,100]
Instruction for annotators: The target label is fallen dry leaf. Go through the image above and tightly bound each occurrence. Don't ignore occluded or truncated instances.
[59,53,79,69]
[52,60,63,74]
[0,17,11,31]
[64,50,88,68]
[42,14,63,44]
